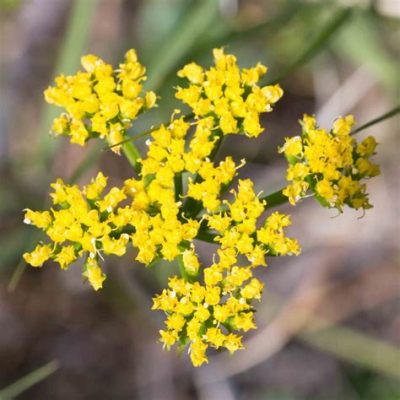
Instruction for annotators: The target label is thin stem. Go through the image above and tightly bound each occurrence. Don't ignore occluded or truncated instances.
[195,228,217,244]
[174,173,183,203]
[351,105,400,135]
[122,141,141,173]
[260,189,287,209]
[177,254,197,283]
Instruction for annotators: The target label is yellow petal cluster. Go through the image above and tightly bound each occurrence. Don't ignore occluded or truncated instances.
[176,48,283,137]
[23,172,132,290]
[152,179,299,366]
[44,49,156,152]
[280,115,380,210]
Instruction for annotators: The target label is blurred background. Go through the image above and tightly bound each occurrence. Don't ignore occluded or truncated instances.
[0,0,399,399]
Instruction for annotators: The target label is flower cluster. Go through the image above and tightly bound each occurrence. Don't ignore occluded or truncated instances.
[23,173,132,290]
[153,179,299,366]
[176,48,283,137]
[44,49,156,152]
[280,115,380,211]
[22,48,380,367]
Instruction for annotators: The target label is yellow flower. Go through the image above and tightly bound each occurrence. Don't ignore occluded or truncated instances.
[83,258,106,291]
[182,249,200,276]
[190,339,209,367]
[356,136,377,157]
[44,49,157,148]
[175,48,282,139]
[159,329,178,350]
[281,114,380,211]
[332,115,355,136]
[84,172,108,200]
[23,209,52,230]
[316,179,335,201]
[55,246,77,270]
[23,244,52,267]
[279,136,303,159]
[204,327,226,348]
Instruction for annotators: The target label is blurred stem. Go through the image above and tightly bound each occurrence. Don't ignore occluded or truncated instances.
[146,0,218,91]
[300,324,400,379]
[267,7,353,84]
[0,360,59,400]
[69,143,102,184]
[351,105,400,135]
[7,258,26,292]
[192,0,304,58]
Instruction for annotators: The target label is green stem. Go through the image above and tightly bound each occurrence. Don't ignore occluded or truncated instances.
[195,228,217,244]
[122,141,141,173]
[174,173,183,203]
[260,188,288,209]
[351,105,400,135]
[177,254,197,283]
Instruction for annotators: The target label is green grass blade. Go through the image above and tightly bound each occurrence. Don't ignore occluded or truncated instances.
[37,0,99,165]
[268,7,353,84]
[192,0,305,57]
[300,325,400,379]
[146,0,219,91]
[333,10,400,88]
[0,360,59,400]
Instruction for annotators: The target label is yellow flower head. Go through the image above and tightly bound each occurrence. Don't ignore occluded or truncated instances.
[44,49,157,152]
[176,48,282,138]
[24,47,381,368]
[83,258,106,291]
[281,114,380,211]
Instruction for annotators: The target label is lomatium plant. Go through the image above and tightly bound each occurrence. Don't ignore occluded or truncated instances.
[23,48,380,367]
